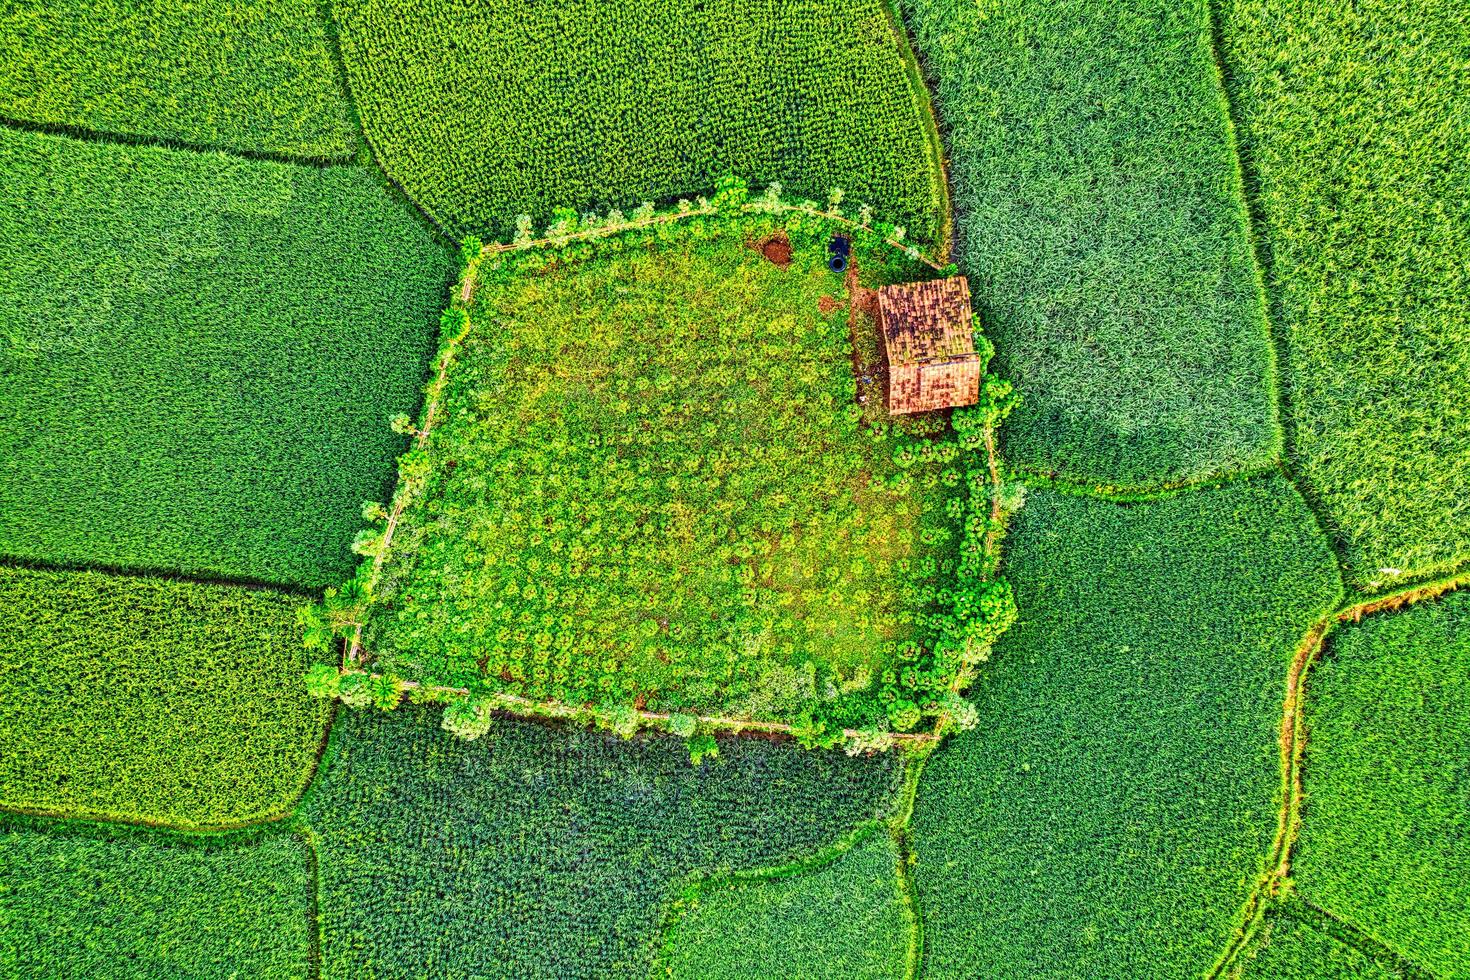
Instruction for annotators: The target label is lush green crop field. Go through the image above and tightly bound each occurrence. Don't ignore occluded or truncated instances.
[0,821,313,980]
[1293,591,1470,977]
[0,127,450,588]
[332,0,945,242]
[0,566,331,827]
[0,0,356,158]
[363,217,978,729]
[300,707,901,979]
[1235,901,1412,979]
[663,829,912,980]
[910,476,1341,979]
[1217,0,1470,588]
[896,0,1278,487]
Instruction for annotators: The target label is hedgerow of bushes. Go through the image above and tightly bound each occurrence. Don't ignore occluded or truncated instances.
[1217,0,1470,587]
[306,182,1018,747]
[1293,591,1470,977]
[0,126,451,588]
[0,0,356,157]
[0,820,313,980]
[300,707,902,979]
[896,0,1279,487]
[0,566,332,828]
[332,0,944,243]
[910,475,1341,979]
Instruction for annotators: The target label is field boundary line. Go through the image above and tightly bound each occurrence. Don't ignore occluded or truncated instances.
[1006,461,1279,504]
[1208,573,1469,977]
[1288,896,1436,979]
[0,554,317,599]
[0,112,357,170]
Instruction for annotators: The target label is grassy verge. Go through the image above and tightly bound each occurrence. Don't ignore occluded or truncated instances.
[896,0,1279,487]
[0,0,356,157]
[0,566,332,828]
[910,475,1341,979]
[1215,0,1470,588]
[333,0,945,242]
[0,127,451,588]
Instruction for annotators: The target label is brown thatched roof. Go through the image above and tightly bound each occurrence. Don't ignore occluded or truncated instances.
[877,277,981,414]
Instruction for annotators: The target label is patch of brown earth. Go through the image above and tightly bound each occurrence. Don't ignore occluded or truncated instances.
[758,233,793,268]
[818,295,844,315]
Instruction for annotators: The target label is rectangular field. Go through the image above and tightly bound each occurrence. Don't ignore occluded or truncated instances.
[0,0,356,157]
[0,127,450,588]
[1216,0,1470,588]
[896,0,1279,487]
[0,566,331,827]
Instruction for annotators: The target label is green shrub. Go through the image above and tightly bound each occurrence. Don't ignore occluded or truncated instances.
[0,566,332,828]
[0,127,451,588]
[663,830,911,980]
[0,0,356,157]
[896,0,1279,487]
[1217,0,1470,587]
[0,821,313,980]
[1294,591,1470,977]
[332,0,945,243]
[911,475,1340,979]
[301,707,901,979]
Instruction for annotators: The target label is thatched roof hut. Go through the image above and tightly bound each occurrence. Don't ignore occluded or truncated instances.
[877,276,981,415]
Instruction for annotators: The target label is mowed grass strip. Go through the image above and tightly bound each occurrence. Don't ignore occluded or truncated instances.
[897,0,1279,487]
[0,127,450,588]
[0,566,331,828]
[0,0,356,158]
[301,708,902,980]
[1216,0,1470,588]
[664,830,912,980]
[0,821,313,980]
[1294,591,1470,978]
[910,476,1341,979]
[332,0,944,242]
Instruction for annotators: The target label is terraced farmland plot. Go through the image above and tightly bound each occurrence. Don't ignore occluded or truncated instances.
[0,821,313,980]
[0,127,450,588]
[358,217,986,730]
[1294,591,1470,977]
[0,566,331,827]
[911,476,1341,979]
[301,707,901,980]
[1217,0,1470,587]
[333,0,946,243]
[896,0,1279,487]
[0,0,356,157]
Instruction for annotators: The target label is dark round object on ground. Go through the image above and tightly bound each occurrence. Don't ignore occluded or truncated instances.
[829,254,848,273]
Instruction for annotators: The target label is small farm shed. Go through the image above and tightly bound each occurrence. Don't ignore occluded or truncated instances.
[877,276,982,415]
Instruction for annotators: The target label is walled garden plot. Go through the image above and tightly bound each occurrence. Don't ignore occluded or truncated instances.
[910,476,1341,979]
[0,127,450,588]
[0,0,356,158]
[301,707,901,980]
[332,0,946,243]
[1216,0,1470,588]
[329,205,1012,742]
[0,567,331,828]
[0,820,314,980]
[896,0,1279,488]
[1292,591,1470,977]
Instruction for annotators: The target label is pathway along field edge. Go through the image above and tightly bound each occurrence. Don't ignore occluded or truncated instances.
[1207,573,1470,978]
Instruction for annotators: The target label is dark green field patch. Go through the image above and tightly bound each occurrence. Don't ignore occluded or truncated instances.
[910,475,1340,979]
[897,0,1279,487]
[300,707,902,980]
[1294,591,1470,977]
[334,0,945,242]
[0,0,356,157]
[0,566,331,828]
[0,127,450,588]
[0,822,312,980]
[1235,900,1416,979]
